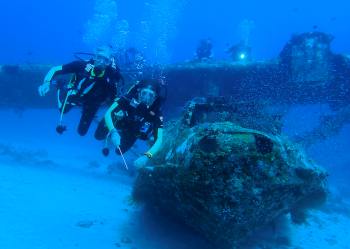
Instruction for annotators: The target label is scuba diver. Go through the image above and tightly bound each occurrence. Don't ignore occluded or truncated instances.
[195,38,213,61]
[226,41,252,62]
[38,46,123,136]
[95,79,165,169]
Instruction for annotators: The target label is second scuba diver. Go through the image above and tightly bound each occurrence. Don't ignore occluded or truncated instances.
[38,46,123,136]
[95,79,165,169]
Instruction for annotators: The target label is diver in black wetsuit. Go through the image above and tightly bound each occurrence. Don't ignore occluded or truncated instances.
[195,38,213,61]
[38,46,123,136]
[95,79,165,169]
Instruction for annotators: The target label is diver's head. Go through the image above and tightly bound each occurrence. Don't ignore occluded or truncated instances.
[94,46,113,71]
[137,79,163,107]
[138,85,157,107]
[134,79,165,107]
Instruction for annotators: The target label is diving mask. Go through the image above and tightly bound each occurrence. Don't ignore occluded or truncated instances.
[138,88,156,107]
[94,54,110,68]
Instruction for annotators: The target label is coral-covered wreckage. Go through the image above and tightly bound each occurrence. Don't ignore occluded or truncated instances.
[133,97,328,249]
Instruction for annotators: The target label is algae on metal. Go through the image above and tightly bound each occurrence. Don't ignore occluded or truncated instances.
[132,98,328,249]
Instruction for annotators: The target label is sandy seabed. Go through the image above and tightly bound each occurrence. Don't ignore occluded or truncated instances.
[0,109,349,249]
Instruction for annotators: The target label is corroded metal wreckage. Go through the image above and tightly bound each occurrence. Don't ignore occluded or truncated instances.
[133,98,328,249]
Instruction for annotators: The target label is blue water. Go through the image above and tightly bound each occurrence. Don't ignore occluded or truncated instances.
[1,0,350,248]
[2,0,350,64]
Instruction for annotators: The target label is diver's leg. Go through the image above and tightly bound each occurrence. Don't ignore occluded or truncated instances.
[78,103,100,136]
[94,119,109,140]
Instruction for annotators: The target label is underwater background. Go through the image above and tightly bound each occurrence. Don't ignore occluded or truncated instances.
[2,0,350,64]
[0,0,350,248]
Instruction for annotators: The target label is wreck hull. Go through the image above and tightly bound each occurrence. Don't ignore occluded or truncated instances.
[133,121,328,248]
[0,60,345,110]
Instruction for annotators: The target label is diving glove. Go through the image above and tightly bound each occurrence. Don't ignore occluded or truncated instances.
[110,129,121,147]
[134,155,149,169]
[38,81,50,96]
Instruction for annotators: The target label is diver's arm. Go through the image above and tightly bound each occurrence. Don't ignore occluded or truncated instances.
[145,128,163,157]
[104,101,119,131]
[38,65,63,96]
[44,65,63,83]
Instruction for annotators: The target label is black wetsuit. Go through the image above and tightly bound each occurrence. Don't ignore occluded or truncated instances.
[95,86,164,154]
[54,60,122,136]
